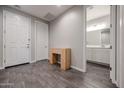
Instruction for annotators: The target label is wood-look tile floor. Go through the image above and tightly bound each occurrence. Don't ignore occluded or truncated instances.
[0,60,117,88]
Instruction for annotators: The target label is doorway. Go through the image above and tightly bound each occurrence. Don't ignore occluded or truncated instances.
[84,5,117,84]
[3,10,31,67]
[35,21,48,61]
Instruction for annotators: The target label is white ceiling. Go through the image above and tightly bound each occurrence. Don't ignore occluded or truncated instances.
[87,5,110,21]
[10,5,73,21]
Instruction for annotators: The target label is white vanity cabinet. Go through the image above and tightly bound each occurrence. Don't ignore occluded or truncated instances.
[87,48,110,64]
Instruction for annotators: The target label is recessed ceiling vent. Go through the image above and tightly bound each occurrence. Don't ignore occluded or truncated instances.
[44,12,55,21]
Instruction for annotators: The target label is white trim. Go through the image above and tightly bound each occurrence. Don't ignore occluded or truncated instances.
[114,81,119,87]
[110,5,117,84]
[84,5,117,85]
[31,60,36,63]
[34,20,49,62]
[117,5,124,88]
[83,6,86,73]
[116,5,121,87]
[28,16,32,63]
[0,67,5,70]
[35,20,43,62]
[3,9,6,68]
[34,20,37,62]
[71,66,84,72]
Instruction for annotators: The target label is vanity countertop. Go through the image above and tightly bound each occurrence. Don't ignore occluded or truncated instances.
[86,45,111,49]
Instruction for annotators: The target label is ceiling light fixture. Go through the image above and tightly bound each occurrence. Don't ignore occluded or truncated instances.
[87,23,106,32]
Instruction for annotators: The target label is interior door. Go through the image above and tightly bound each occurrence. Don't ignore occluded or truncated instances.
[4,11,30,67]
[36,21,48,61]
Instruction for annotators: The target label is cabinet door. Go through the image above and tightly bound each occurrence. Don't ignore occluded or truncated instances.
[87,48,110,64]
[87,48,92,61]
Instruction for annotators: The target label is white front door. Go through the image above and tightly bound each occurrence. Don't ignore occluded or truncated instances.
[35,21,48,61]
[4,11,30,67]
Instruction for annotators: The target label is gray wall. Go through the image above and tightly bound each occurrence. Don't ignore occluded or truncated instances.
[0,6,48,68]
[49,6,85,71]
[0,7,3,69]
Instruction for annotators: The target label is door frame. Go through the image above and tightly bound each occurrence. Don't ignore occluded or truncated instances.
[83,6,87,72]
[116,5,124,88]
[34,20,49,62]
[34,20,37,62]
[34,20,43,62]
[110,5,117,85]
[3,10,31,68]
[83,5,117,85]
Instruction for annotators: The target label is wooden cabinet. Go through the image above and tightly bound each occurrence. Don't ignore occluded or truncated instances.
[50,48,71,70]
[87,48,110,64]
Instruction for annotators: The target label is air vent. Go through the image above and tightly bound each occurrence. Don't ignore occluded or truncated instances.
[44,13,55,21]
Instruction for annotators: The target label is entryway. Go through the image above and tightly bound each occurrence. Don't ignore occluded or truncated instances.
[83,5,117,85]
[3,10,31,67]
[35,21,48,61]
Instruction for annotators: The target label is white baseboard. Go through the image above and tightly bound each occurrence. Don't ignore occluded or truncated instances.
[112,79,119,87]
[30,60,36,63]
[0,67,5,70]
[71,66,85,72]
[115,81,119,87]
[30,59,49,63]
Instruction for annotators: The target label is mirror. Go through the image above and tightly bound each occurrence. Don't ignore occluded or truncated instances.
[86,5,110,48]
